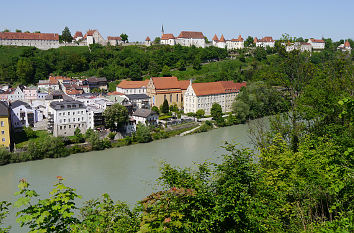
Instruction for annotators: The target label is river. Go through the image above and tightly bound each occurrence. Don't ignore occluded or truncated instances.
[0,122,256,232]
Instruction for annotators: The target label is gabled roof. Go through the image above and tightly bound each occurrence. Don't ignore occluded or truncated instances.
[161,34,175,40]
[231,35,244,42]
[177,31,204,39]
[49,76,71,85]
[145,36,151,41]
[117,80,149,89]
[133,108,157,118]
[107,91,125,96]
[219,34,226,42]
[212,34,219,41]
[258,37,274,42]
[86,30,97,36]
[151,77,180,90]
[107,36,122,41]
[253,37,258,43]
[192,81,246,96]
[0,32,59,41]
[179,80,190,90]
[309,38,325,43]
[11,100,31,109]
[74,31,83,38]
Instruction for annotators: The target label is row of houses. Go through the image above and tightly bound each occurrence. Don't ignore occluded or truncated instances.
[3,30,350,52]
[117,77,246,115]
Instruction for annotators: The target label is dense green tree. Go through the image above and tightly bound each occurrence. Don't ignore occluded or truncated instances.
[0,201,10,232]
[15,29,21,33]
[103,103,129,131]
[160,65,171,77]
[153,37,161,44]
[195,109,205,119]
[244,36,254,47]
[192,55,202,70]
[151,106,159,115]
[16,58,34,84]
[135,123,152,143]
[120,33,128,43]
[211,103,224,125]
[161,99,169,114]
[61,26,73,43]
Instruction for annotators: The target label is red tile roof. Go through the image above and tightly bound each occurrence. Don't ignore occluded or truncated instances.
[49,76,71,85]
[66,89,82,95]
[212,34,219,41]
[177,31,204,39]
[107,36,122,40]
[192,81,246,96]
[253,37,258,43]
[231,35,244,42]
[151,77,180,90]
[219,34,226,42]
[145,36,151,41]
[107,91,125,96]
[258,37,274,42]
[86,30,97,36]
[344,40,350,48]
[0,32,59,41]
[74,31,83,38]
[309,38,325,43]
[161,34,175,40]
[179,80,190,90]
[117,80,149,89]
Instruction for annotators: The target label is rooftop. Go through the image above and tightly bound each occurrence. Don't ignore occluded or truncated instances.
[177,31,204,39]
[117,80,149,89]
[133,108,157,118]
[0,32,59,41]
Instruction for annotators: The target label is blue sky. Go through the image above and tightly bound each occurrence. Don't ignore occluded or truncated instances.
[1,0,353,41]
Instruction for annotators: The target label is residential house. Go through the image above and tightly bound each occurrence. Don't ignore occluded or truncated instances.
[132,108,158,126]
[176,31,206,48]
[285,42,312,52]
[86,105,104,130]
[48,100,87,137]
[254,37,275,48]
[86,77,107,90]
[37,89,49,100]
[0,102,12,149]
[214,34,226,48]
[337,40,352,52]
[116,80,149,94]
[184,81,246,115]
[226,35,244,50]
[107,36,123,46]
[10,100,36,129]
[8,86,25,101]
[125,94,151,111]
[0,32,59,50]
[147,77,186,108]
[23,86,38,100]
[124,117,136,135]
[73,31,83,41]
[0,89,12,101]
[308,38,325,50]
[161,34,176,46]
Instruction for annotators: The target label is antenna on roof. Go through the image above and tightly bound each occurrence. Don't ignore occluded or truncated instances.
[161,24,164,35]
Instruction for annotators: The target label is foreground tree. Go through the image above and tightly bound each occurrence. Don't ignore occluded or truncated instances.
[103,103,129,131]
[211,103,224,125]
[120,33,128,43]
[160,99,169,114]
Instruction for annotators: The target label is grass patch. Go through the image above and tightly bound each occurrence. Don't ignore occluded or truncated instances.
[15,130,51,148]
[0,46,28,65]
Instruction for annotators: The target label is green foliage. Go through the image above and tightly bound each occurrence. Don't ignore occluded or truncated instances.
[0,148,11,166]
[61,26,73,43]
[73,194,140,232]
[120,33,128,43]
[161,99,169,114]
[195,109,205,119]
[160,65,171,77]
[26,136,69,159]
[103,103,129,131]
[169,103,178,112]
[151,106,159,115]
[244,36,254,47]
[14,178,81,232]
[211,103,224,125]
[0,201,11,233]
[192,120,213,133]
[134,123,152,143]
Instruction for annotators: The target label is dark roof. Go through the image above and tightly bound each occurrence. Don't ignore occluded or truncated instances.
[133,108,157,118]
[125,94,150,100]
[11,100,31,109]
[0,102,9,117]
[50,100,85,110]
[45,90,73,101]
[87,77,107,83]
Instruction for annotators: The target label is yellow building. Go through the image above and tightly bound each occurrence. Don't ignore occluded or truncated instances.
[146,77,189,108]
[0,102,11,148]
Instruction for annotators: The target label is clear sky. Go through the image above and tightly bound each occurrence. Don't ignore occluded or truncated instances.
[1,0,353,42]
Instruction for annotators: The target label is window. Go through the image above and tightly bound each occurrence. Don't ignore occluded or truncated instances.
[1,121,4,127]
[176,94,179,102]
[69,125,71,129]
[78,118,80,122]
[164,95,166,100]
[1,131,4,135]
[2,138,5,142]
[68,112,70,115]
[60,126,62,130]
[170,94,172,102]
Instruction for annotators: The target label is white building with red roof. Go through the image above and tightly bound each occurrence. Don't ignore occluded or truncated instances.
[307,38,325,50]
[107,36,123,46]
[226,35,244,50]
[337,40,351,52]
[84,30,106,46]
[254,36,275,48]
[145,36,152,46]
[184,81,246,114]
[73,31,83,41]
[0,32,59,50]
[116,80,150,95]
[176,31,206,48]
[161,33,176,46]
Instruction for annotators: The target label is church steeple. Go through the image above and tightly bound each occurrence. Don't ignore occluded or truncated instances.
[161,24,164,35]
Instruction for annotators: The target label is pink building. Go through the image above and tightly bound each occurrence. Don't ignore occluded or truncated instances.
[24,86,38,100]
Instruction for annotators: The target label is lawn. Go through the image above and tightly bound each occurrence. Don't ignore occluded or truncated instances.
[15,130,51,148]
